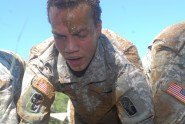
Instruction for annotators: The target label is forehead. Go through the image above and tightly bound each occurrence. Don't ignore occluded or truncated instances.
[49,3,92,21]
[48,3,94,32]
[48,0,98,7]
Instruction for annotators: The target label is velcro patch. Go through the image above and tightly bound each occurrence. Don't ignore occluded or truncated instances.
[120,96,137,116]
[166,80,185,104]
[32,75,55,99]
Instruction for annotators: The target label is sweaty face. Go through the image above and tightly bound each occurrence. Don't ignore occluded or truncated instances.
[49,4,101,72]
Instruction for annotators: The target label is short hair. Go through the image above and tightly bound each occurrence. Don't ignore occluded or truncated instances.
[47,0,102,26]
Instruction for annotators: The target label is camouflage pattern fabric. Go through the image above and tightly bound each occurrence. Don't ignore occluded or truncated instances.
[17,29,154,124]
[0,49,25,124]
[102,29,142,70]
[144,21,185,124]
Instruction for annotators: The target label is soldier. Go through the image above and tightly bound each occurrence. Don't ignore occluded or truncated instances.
[144,21,185,123]
[0,49,25,124]
[17,0,154,123]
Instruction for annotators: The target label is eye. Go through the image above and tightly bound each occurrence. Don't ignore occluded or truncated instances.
[74,30,88,38]
[53,34,66,41]
[53,34,62,38]
[53,34,59,38]
[75,32,87,38]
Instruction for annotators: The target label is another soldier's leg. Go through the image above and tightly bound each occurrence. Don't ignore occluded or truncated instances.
[0,49,25,124]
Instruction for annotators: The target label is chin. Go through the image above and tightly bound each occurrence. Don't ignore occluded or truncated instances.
[72,67,84,72]
[69,65,83,71]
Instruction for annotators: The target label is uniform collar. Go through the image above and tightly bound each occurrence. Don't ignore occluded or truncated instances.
[57,37,107,84]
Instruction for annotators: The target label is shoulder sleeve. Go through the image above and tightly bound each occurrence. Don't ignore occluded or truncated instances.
[115,65,154,124]
[17,38,58,124]
[102,29,142,70]
[29,37,55,60]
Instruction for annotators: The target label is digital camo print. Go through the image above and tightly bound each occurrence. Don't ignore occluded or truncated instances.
[17,29,154,124]
[17,42,58,124]
[102,29,142,70]
[144,21,185,124]
[0,49,25,124]
[57,29,153,124]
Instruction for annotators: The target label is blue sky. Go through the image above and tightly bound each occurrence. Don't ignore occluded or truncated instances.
[1,0,185,61]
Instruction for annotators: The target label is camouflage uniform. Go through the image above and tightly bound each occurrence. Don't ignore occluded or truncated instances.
[144,21,185,124]
[17,29,154,124]
[0,49,25,124]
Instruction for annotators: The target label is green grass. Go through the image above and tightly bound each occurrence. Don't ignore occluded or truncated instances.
[49,92,69,124]
[51,92,69,113]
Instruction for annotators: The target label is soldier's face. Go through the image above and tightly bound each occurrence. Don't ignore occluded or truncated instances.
[49,4,101,71]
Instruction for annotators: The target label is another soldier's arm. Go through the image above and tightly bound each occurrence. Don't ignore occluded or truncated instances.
[17,63,55,124]
[0,50,25,124]
[115,66,154,124]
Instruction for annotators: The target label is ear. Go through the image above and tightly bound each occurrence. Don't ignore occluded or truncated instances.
[96,20,102,39]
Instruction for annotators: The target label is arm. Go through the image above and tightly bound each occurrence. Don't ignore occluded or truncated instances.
[115,66,154,124]
[17,40,58,124]
[17,64,55,124]
[0,50,25,124]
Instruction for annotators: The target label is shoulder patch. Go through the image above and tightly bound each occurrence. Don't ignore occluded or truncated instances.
[166,80,185,104]
[120,96,137,116]
[32,75,55,99]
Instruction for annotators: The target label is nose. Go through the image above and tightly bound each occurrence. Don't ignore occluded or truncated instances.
[64,37,79,53]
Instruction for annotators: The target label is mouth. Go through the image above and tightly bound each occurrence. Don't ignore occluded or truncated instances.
[66,57,82,67]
